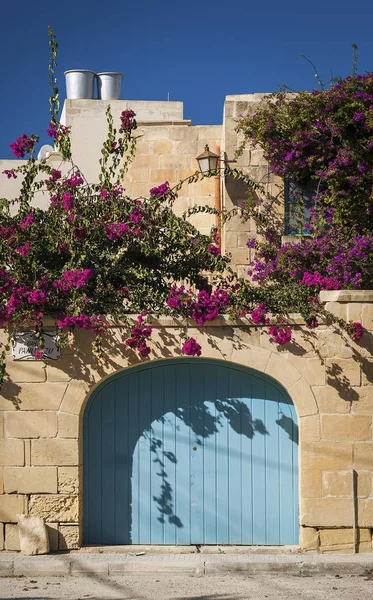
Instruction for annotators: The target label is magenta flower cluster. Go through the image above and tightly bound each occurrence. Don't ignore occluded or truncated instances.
[54,269,92,291]
[268,324,292,346]
[181,337,202,357]
[125,312,152,358]
[351,322,364,342]
[167,285,231,325]
[248,230,373,290]
[57,315,106,334]
[3,169,17,179]
[250,304,270,325]
[19,214,34,232]
[46,122,69,141]
[120,110,136,132]
[10,134,36,159]
[150,182,170,198]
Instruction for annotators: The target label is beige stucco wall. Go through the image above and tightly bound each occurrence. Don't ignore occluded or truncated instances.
[0,292,373,553]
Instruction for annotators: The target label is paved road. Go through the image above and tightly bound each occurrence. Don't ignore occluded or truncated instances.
[1,572,373,600]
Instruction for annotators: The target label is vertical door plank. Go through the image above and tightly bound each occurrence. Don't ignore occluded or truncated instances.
[128,372,140,544]
[227,368,243,544]
[175,363,192,544]
[240,373,253,545]
[264,385,280,545]
[202,364,218,544]
[251,376,267,545]
[215,365,230,544]
[150,366,165,544]
[163,364,178,544]
[114,377,130,543]
[83,390,103,544]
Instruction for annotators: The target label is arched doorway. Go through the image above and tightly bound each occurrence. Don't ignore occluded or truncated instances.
[83,359,299,545]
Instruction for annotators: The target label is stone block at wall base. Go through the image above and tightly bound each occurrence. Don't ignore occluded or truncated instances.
[29,495,79,523]
[0,524,3,550]
[300,526,319,551]
[46,523,59,551]
[4,524,20,551]
[0,495,27,522]
[58,524,80,550]
[319,527,372,547]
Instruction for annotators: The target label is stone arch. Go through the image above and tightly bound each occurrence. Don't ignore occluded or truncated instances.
[60,344,319,423]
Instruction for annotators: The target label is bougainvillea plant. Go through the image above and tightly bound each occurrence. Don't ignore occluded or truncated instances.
[0,32,366,387]
[235,55,372,334]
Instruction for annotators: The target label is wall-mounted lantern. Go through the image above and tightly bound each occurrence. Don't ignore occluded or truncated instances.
[196,145,219,173]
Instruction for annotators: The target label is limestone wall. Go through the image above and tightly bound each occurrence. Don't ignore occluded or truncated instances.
[0,292,372,553]
[221,94,283,276]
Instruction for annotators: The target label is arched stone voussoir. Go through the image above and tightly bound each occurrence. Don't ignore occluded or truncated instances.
[60,380,92,416]
[264,352,319,417]
[288,377,319,417]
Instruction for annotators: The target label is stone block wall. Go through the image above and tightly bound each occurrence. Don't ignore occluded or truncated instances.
[221,94,283,275]
[122,122,222,236]
[0,291,372,552]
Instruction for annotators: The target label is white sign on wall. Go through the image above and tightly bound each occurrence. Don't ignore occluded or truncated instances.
[12,332,61,361]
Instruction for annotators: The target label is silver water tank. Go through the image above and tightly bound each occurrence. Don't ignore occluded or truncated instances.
[97,72,123,100]
[64,70,96,99]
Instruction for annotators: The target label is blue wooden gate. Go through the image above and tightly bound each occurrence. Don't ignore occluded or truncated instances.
[83,359,299,545]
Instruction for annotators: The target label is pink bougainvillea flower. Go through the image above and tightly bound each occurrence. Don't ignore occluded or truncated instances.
[10,134,36,158]
[181,337,202,357]
[15,243,31,257]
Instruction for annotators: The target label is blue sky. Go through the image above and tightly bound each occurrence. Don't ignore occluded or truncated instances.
[1,0,373,158]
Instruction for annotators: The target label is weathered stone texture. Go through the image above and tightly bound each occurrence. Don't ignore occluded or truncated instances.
[4,361,46,383]
[300,526,319,551]
[312,385,353,413]
[0,495,27,523]
[0,383,67,411]
[321,415,372,442]
[315,330,354,359]
[301,443,352,471]
[362,304,373,330]
[301,498,354,527]
[59,380,89,415]
[57,413,79,438]
[319,527,371,547]
[357,499,373,527]
[322,470,371,498]
[353,443,373,470]
[31,439,79,466]
[300,470,322,499]
[46,522,59,551]
[288,378,318,417]
[58,467,79,494]
[29,495,79,523]
[4,467,57,494]
[326,358,361,387]
[299,415,320,443]
[4,411,58,438]
[4,523,20,550]
[58,524,80,550]
[0,439,24,466]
